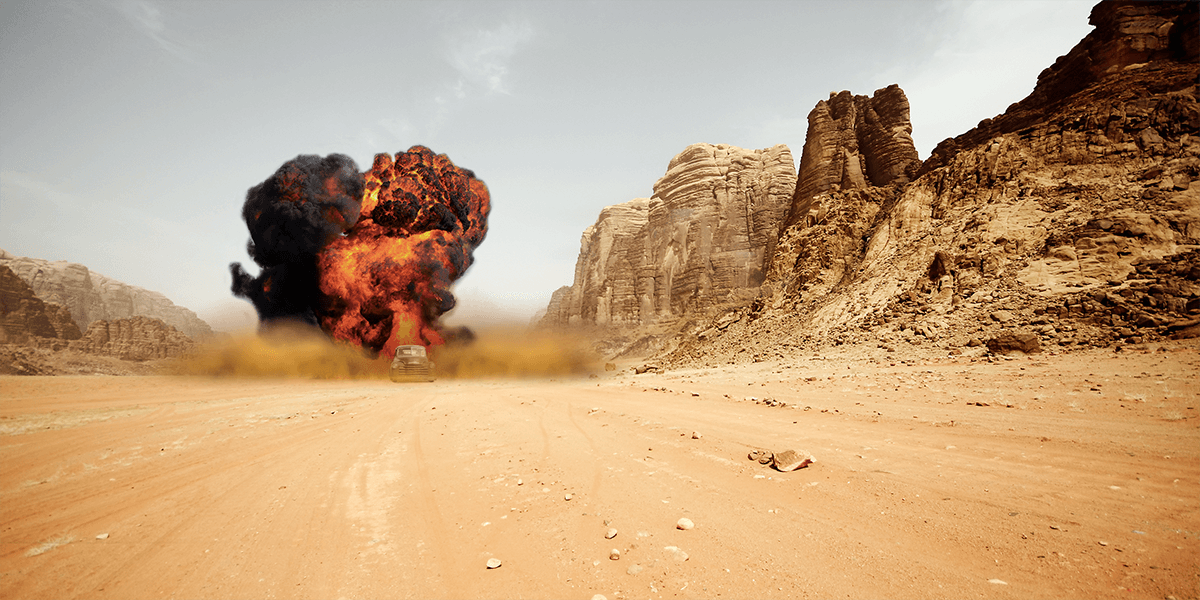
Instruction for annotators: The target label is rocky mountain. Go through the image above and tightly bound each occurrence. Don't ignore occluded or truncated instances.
[0,265,82,348]
[544,0,1199,365]
[2,264,200,374]
[71,316,197,361]
[0,249,214,341]
[657,0,1199,366]
[541,143,796,327]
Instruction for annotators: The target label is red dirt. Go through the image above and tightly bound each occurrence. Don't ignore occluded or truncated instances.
[2,342,1197,599]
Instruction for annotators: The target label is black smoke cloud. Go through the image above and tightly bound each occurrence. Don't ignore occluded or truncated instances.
[230,154,364,327]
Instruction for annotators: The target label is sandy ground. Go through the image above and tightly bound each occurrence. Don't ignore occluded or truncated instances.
[1,342,1197,600]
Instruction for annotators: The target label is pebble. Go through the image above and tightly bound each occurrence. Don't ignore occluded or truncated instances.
[96,533,109,540]
[626,564,643,575]
[486,558,502,569]
[592,595,607,600]
[609,549,620,560]
[1098,540,1109,546]
[676,518,694,530]
[605,528,618,539]
[664,545,689,562]
[691,431,701,439]
[988,579,1007,585]
[565,493,573,501]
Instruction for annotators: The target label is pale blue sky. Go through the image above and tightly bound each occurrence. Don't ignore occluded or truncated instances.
[0,0,1094,330]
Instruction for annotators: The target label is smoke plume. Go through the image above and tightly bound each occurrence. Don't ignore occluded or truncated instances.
[231,146,490,359]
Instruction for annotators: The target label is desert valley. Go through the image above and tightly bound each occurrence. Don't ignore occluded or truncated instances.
[2,1,1198,599]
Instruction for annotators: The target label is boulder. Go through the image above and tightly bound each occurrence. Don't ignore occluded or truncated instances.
[986,332,1042,354]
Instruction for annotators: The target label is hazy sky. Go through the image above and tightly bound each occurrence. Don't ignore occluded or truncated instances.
[1,0,1094,330]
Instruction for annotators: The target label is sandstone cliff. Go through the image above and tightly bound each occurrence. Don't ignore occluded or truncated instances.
[0,249,214,340]
[658,0,1199,366]
[543,143,796,327]
[69,316,197,361]
[0,265,81,348]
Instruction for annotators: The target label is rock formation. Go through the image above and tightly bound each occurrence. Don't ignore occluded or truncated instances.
[765,85,921,306]
[782,84,920,232]
[1,265,82,347]
[0,249,214,340]
[657,0,1199,366]
[69,316,196,361]
[543,143,796,327]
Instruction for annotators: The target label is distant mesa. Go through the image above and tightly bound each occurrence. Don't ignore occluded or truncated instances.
[0,249,214,341]
[1,252,213,374]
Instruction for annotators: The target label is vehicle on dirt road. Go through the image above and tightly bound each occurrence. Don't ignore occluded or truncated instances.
[390,345,435,382]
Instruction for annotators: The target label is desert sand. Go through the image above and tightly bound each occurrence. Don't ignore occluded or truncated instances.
[1,342,1197,600]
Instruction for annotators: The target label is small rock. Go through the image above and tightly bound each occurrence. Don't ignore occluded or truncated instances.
[676,518,694,530]
[96,533,109,540]
[517,479,523,485]
[664,545,689,562]
[1098,540,1108,546]
[605,528,618,539]
[626,564,643,575]
[987,579,1007,585]
[609,549,620,560]
[565,493,573,501]
[691,431,701,439]
[772,449,814,472]
[990,310,1014,323]
[593,595,608,600]
[486,558,502,569]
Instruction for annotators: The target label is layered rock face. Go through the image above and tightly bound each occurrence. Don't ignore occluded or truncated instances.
[0,265,82,347]
[782,85,920,232]
[0,249,214,340]
[70,316,196,361]
[765,85,921,304]
[660,0,1199,366]
[543,143,796,327]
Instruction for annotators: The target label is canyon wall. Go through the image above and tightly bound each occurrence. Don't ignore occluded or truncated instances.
[661,0,1199,366]
[543,143,796,327]
[0,249,214,340]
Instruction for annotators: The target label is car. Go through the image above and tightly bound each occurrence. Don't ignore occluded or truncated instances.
[389,344,436,382]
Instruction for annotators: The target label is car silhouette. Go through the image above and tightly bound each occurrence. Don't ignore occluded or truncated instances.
[389,345,435,382]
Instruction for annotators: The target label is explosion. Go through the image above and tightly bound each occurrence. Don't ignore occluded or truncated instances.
[231,146,490,359]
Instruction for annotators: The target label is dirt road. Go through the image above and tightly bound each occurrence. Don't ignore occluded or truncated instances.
[2,343,1197,599]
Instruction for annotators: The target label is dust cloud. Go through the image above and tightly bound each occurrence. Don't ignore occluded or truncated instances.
[172,325,599,380]
[433,327,600,379]
[172,324,386,379]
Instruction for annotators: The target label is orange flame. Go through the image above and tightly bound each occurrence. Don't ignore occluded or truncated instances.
[316,146,490,359]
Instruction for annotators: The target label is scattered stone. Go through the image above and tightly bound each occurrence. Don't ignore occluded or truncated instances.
[609,549,621,560]
[604,362,616,371]
[592,595,608,600]
[988,579,1008,585]
[486,558,502,569]
[990,310,1014,323]
[606,528,618,539]
[565,493,573,501]
[626,564,643,575]
[748,449,774,464]
[95,533,109,540]
[691,431,702,439]
[1098,540,1109,546]
[676,517,694,530]
[664,545,689,562]
[772,449,814,472]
